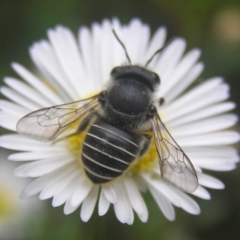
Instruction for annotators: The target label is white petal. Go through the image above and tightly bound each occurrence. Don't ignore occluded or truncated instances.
[70,176,93,207]
[0,113,18,131]
[78,26,95,93]
[137,22,150,64]
[48,26,86,98]
[1,86,40,111]
[177,131,240,146]
[191,158,237,171]
[198,173,225,189]
[126,206,134,225]
[193,165,203,173]
[155,38,186,84]
[171,114,238,137]
[98,20,116,84]
[149,185,175,221]
[80,186,99,222]
[21,176,52,198]
[187,147,239,171]
[98,190,110,216]
[163,49,201,97]
[113,180,132,224]
[186,146,239,162]
[133,175,147,192]
[143,171,182,207]
[165,62,204,103]
[111,18,128,67]
[123,177,148,222]
[0,100,28,117]
[101,184,117,203]
[63,175,91,215]
[20,163,75,198]
[91,22,104,90]
[201,164,236,171]
[0,134,65,151]
[4,77,52,107]
[191,186,211,200]
[145,26,167,67]
[64,197,80,215]
[163,78,227,121]
[52,172,80,207]
[29,41,74,102]
[142,173,200,214]
[8,150,69,161]
[39,167,77,200]
[162,184,200,214]
[14,156,74,177]
[11,62,61,105]
[168,102,236,127]
[124,19,149,64]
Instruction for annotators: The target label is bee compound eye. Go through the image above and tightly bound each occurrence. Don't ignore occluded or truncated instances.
[98,91,108,102]
[147,105,157,117]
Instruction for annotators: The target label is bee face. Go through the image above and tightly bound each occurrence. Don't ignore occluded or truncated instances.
[16,31,198,193]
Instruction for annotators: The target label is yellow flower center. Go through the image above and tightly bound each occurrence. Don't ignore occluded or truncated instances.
[131,138,158,173]
[68,131,86,168]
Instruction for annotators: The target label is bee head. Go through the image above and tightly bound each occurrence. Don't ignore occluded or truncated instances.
[111,66,160,91]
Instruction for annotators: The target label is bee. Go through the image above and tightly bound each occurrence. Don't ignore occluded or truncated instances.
[16,30,198,193]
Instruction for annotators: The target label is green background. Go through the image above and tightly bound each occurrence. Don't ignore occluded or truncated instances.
[1,0,240,239]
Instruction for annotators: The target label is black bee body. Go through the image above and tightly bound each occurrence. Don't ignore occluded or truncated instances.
[82,66,159,183]
[82,118,149,183]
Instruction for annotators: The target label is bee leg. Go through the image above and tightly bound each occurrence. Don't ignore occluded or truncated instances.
[139,134,152,157]
[52,112,96,144]
[77,112,96,131]
[158,97,165,106]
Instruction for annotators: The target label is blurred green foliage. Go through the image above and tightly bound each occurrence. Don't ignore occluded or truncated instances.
[0,0,240,239]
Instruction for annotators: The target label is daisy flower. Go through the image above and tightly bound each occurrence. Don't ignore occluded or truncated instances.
[0,18,239,225]
[0,150,43,239]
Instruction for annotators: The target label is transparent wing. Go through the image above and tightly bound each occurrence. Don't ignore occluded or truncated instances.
[151,115,198,193]
[16,95,99,142]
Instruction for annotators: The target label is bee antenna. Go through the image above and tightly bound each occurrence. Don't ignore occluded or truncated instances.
[145,37,176,68]
[112,29,132,65]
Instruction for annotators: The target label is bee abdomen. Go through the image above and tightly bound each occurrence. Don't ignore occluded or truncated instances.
[82,118,142,184]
